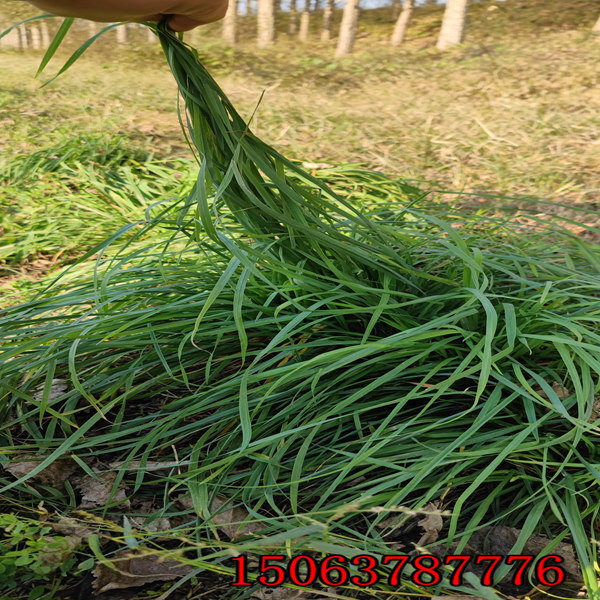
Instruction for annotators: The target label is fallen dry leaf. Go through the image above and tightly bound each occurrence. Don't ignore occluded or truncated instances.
[252,588,312,600]
[444,526,581,579]
[33,378,67,403]
[375,502,450,540]
[519,532,581,578]
[74,470,130,510]
[2,455,77,488]
[129,514,172,533]
[177,494,195,511]
[431,596,485,600]
[40,534,83,569]
[110,460,188,474]
[93,549,193,593]
[590,397,600,423]
[50,516,95,541]
[416,501,444,546]
[374,512,403,532]
[178,494,262,540]
[210,496,262,540]
[532,381,571,401]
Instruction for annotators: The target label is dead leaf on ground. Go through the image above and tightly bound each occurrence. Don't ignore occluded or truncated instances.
[40,534,83,569]
[431,596,485,600]
[589,396,600,423]
[73,470,130,510]
[252,588,312,600]
[449,526,581,579]
[375,501,449,540]
[50,516,95,541]
[32,378,68,403]
[532,381,571,401]
[93,549,194,593]
[2,455,77,488]
[210,496,262,540]
[374,512,403,532]
[109,460,187,474]
[416,500,444,546]
[129,515,172,534]
[177,494,195,511]
[178,494,262,540]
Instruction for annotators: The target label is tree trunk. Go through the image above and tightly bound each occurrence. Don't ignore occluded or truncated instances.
[116,25,128,44]
[391,0,401,20]
[436,0,470,50]
[30,26,41,50]
[245,0,252,15]
[146,24,156,42]
[40,21,50,48]
[299,0,310,41]
[223,0,237,44]
[289,0,298,34]
[335,0,360,57]
[257,0,276,46]
[321,0,334,41]
[593,14,600,33]
[390,0,413,47]
[18,25,28,50]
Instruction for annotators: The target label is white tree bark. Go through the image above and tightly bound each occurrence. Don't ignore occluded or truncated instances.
[390,0,413,47]
[30,25,41,49]
[18,25,28,50]
[391,0,401,20]
[321,0,334,41]
[40,21,50,47]
[289,0,298,34]
[116,25,128,44]
[223,0,237,44]
[146,24,156,42]
[335,0,360,57]
[257,0,276,46]
[593,14,600,33]
[299,0,310,41]
[436,0,470,50]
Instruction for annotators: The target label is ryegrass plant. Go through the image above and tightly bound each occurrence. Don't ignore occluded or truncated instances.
[1,19,600,598]
[0,135,197,269]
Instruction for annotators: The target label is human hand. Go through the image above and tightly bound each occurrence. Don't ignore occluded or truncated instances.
[24,0,228,31]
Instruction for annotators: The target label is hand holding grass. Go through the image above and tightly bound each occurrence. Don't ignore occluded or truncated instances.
[24,0,228,31]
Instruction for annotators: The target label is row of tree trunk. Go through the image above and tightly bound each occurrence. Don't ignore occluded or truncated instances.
[0,21,50,49]
[226,0,471,56]
[3,2,599,55]
[0,21,159,49]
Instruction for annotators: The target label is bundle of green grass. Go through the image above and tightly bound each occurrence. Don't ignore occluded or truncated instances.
[1,22,600,598]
